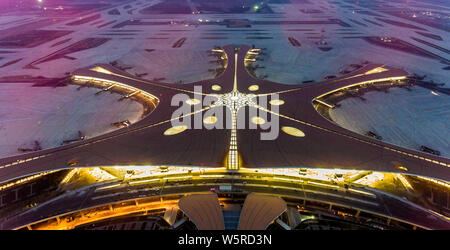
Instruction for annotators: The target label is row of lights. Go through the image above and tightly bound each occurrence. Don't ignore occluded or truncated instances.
[228,109,239,170]
[72,76,159,104]
[0,171,56,192]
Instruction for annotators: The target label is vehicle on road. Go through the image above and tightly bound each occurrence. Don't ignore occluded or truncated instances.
[420,146,440,156]
[365,131,382,140]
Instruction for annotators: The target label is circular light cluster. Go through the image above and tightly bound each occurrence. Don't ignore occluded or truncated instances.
[203,116,218,124]
[281,126,305,137]
[164,125,188,135]
[248,85,259,91]
[185,98,201,105]
[217,91,256,110]
[269,99,285,106]
[211,85,222,91]
[251,116,266,125]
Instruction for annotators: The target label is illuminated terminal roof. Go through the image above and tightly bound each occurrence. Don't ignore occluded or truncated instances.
[0,44,448,189]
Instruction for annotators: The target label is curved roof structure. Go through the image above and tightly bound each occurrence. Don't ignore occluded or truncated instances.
[0,45,448,184]
[178,193,225,230]
[238,193,287,230]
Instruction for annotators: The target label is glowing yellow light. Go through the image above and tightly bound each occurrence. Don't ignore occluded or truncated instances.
[269,99,285,105]
[315,99,335,109]
[163,125,188,136]
[96,183,121,191]
[185,98,201,105]
[199,175,225,178]
[60,169,78,184]
[211,85,222,91]
[0,171,55,192]
[248,85,259,91]
[84,168,116,181]
[314,76,407,100]
[203,116,218,124]
[417,176,450,188]
[129,179,160,185]
[364,67,388,75]
[395,165,408,172]
[396,174,412,189]
[281,126,305,137]
[71,75,159,101]
[353,172,384,186]
[251,116,266,125]
[90,66,113,75]
[163,175,192,180]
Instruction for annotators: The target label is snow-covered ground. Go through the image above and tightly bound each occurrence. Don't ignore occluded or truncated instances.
[118,49,216,83]
[256,37,449,84]
[251,1,450,84]
[329,86,450,158]
[0,0,448,84]
[0,83,143,158]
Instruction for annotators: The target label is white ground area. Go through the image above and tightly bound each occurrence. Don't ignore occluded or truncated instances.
[254,2,450,84]
[0,83,143,158]
[329,86,450,158]
[0,0,448,84]
[257,37,449,84]
[119,49,215,83]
